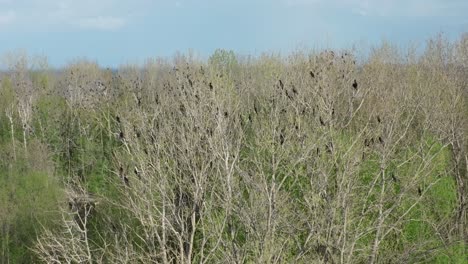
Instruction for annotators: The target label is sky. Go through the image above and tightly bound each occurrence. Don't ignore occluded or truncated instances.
[0,0,467,67]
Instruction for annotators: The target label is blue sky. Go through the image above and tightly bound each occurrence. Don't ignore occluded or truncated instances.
[0,0,467,67]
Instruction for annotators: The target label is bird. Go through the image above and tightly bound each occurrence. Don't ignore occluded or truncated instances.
[319,116,325,126]
[391,173,399,183]
[279,134,285,145]
[377,115,381,123]
[365,138,370,147]
[352,79,358,90]
[326,142,333,153]
[134,167,141,179]
[279,129,285,145]
[310,71,315,78]
[292,86,298,94]
[378,136,384,145]
[209,82,213,90]
[279,79,284,89]
[134,126,141,138]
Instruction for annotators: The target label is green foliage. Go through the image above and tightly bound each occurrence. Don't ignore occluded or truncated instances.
[433,242,467,264]
[0,141,62,263]
[208,49,239,75]
[0,76,15,111]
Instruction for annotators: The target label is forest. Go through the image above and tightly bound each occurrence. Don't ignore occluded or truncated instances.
[0,33,467,263]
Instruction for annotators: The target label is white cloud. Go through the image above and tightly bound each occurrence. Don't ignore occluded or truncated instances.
[348,0,468,17]
[0,10,16,26]
[281,0,468,17]
[74,16,126,31]
[0,0,142,31]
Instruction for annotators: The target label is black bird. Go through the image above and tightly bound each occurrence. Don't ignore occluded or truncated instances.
[377,115,381,123]
[134,167,141,179]
[224,111,229,118]
[285,90,293,100]
[319,116,325,126]
[326,142,333,153]
[418,187,422,196]
[209,82,213,90]
[378,136,384,145]
[310,71,315,78]
[279,79,284,89]
[119,131,125,140]
[391,173,399,183]
[279,129,285,145]
[292,86,298,94]
[179,104,186,115]
[352,79,358,90]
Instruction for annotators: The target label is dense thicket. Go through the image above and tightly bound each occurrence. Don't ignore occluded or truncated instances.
[0,34,467,263]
